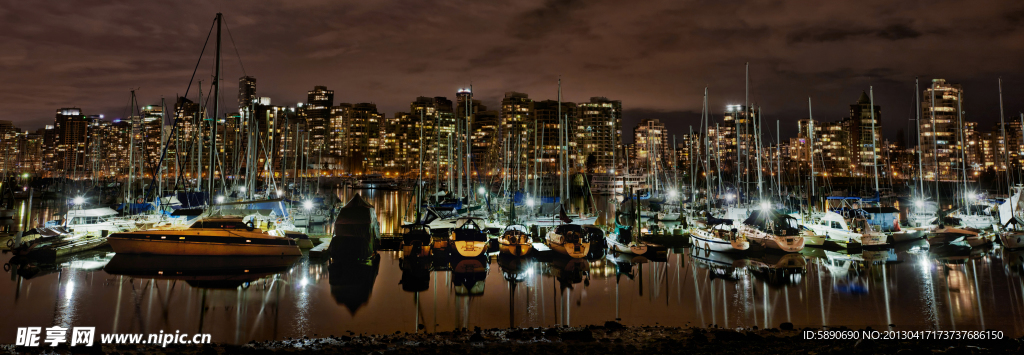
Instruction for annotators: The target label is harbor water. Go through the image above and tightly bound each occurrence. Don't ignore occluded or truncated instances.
[1,189,1024,344]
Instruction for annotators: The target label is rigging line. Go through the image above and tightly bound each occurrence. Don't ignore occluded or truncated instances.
[222,16,247,77]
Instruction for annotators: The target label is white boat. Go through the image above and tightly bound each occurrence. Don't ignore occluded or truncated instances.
[107,216,301,256]
[686,213,749,253]
[1001,217,1024,249]
[63,207,138,236]
[545,224,591,258]
[737,210,806,253]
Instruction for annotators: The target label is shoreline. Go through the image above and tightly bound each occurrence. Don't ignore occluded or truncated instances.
[5,323,1021,354]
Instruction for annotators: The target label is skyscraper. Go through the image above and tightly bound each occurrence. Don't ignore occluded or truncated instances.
[920,79,964,180]
[847,91,882,176]
[238,76,257,111]
[577,97,621,173]
[301,86,334,172]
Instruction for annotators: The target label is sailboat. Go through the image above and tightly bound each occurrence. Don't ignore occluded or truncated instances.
[545,223,591,259]
[498,224,533,256]
[737,209,806,253]
[448,217,489,258]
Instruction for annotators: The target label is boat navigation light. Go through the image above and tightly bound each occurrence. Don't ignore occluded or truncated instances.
[914,199,924,208]
[73,196,84,205]
[216,196,225,204]
[304,200,314,210]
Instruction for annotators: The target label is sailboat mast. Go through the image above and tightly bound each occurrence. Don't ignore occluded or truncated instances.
[417,108,425,218]
[755,107,763,202]
[958,90,968,206]
[208,13,221,202]
[561,78,569,205]
[870,86,879,199]
[999,77,1011,196]
[808,97,815,210]
[916,78,923,200]
[930,80,939,208]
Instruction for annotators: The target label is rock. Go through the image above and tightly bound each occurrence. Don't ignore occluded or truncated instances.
[780,322,794,331]
[604,321,625,330]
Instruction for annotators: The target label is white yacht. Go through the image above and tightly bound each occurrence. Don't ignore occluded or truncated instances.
[737,210,806,253]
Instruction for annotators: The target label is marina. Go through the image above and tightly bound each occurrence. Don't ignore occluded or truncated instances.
[2,189,1024,345]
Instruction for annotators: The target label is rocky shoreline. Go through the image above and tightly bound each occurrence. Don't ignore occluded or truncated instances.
[4,323,1022,354]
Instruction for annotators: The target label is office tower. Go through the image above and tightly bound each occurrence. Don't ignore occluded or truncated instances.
[470,110,499,177]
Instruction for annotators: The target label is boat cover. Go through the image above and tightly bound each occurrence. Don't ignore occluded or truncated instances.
[330,194,379,260]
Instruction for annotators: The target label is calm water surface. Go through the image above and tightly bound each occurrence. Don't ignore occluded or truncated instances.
[2,190,1024,344]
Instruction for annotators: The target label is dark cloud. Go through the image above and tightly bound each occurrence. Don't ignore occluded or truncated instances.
[0,0,1021,144]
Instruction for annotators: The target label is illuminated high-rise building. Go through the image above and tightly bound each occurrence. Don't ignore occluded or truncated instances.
[577,97,621,173]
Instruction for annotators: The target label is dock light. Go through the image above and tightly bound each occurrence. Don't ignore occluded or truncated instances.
[760,201,770,210]
[276,190,283,197]
[527,198,535,207]
[216,196,225,204]
[304,200,314,210]
[478,186,486,195]
[726,193,735,201]
[968,192,977,200]
[609,169,615,174]
[668,189,678,198]
[914,199,924,208]
[239,186,246,192]
[73,196,84,205]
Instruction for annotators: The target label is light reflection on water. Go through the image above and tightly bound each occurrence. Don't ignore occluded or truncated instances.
[0,191,1023,344]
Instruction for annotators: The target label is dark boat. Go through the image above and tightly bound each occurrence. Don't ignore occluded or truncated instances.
[329,194,380,260]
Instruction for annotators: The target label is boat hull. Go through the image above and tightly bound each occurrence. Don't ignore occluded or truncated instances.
[1001,232,1024,249]
[107,237,300,256]
[451,240,487,258]
[548,242,590,259]
[688,227,749,253]
[499,243,533,256]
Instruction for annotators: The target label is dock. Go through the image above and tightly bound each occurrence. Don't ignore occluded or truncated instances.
[309,238,331,259]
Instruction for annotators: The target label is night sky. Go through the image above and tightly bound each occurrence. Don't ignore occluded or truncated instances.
[2,0,1023,144]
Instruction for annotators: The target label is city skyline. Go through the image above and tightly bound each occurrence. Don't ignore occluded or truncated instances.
[1,1,1023,143]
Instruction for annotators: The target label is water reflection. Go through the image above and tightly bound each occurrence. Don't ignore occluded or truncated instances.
[1,190,1024,344]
